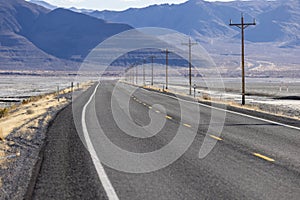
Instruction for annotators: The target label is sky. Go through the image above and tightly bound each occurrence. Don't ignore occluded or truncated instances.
[41,0,234,11]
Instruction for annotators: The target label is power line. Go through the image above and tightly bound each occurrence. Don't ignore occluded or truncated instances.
[230,13,256,105]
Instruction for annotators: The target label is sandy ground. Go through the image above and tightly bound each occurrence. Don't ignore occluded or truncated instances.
[0,81,94,199]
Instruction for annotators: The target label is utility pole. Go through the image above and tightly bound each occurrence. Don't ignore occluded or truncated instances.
[149,56,156,86]
[182,38,197,95]
[162,49,170,90]
[128,68,130,83]
[127,65,134,84]
[131,68,134,84]
[230,13,256,105]
[143,59,146,86]
[125,67,131,82]
[135,64,138,85]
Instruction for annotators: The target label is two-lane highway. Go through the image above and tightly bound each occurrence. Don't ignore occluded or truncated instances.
[33,80,300,200]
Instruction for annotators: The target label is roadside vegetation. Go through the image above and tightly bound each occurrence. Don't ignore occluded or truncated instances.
[0,108,8,119]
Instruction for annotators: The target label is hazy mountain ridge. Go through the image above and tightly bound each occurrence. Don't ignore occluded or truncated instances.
[26,0,300,48]
[85,0,300,45]
[1,0,299,76]
[0,0,67,70]
[0,0,132,70]
[78,0,300,77]
[27,0,57,10]
[22,8,132,60]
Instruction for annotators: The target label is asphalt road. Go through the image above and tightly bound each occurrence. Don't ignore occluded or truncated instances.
[33,80,300,200]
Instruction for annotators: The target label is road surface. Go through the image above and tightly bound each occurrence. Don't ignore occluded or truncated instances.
[33,80,300,200]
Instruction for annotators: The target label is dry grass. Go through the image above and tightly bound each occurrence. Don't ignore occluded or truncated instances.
[0,81,93,139]
[0,94,65,140]
[26,109,34,115]
[202,93,211,101]
[0,108,8,119]
[0,127,3,141]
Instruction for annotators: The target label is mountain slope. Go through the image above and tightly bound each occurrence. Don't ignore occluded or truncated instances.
[0,0,133,70]
[22,8,132,60]
[0,0,68,70]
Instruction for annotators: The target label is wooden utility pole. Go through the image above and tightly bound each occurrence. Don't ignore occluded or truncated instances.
[182,38,197,95]
[149,56,156,86]
[162,49,170,89]
[143,59,146,86]
[135,64,138,85]
[131,68,134,84]
[126,65,134,84]
[230,13,256,105]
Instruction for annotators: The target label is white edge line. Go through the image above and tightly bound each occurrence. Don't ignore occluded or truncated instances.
[137,85,300,131]
[82,83,119,200]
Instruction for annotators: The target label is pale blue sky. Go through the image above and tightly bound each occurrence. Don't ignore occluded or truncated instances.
[41,0,234,11]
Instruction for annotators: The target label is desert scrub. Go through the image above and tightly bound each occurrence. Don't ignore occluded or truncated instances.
[0,108,8,118]
[22,99,29,104]
[22,95,43,105]
[0,128,3,140]
[26,109,34,115]
[202,93,211,100]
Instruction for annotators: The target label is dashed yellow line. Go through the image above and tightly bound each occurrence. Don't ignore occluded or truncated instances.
[183,123,191,128]
[165,115,172,120]
[253,153,275,162]
[209,134,223,141]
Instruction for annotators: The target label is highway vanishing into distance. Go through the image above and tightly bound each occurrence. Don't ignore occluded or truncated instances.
[32,80,300,200]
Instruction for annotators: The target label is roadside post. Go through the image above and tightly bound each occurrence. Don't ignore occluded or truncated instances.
[71,82,74,93]
[57,86,60,102]
[193,84,196,98]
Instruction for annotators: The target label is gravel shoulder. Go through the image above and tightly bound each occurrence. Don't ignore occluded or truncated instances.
[0,82,94,200]
[32,103,107,200]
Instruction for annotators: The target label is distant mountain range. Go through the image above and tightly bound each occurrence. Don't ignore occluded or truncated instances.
[0,0,132,70]
[27,0,300,46]
[1,0,299,77]
[86,0,300,46]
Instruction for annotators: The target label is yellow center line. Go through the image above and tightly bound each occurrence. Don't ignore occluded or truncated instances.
[253,153,275,162]
[209,134,223,141]
[165,116,172,120]
[183,123,191,128]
